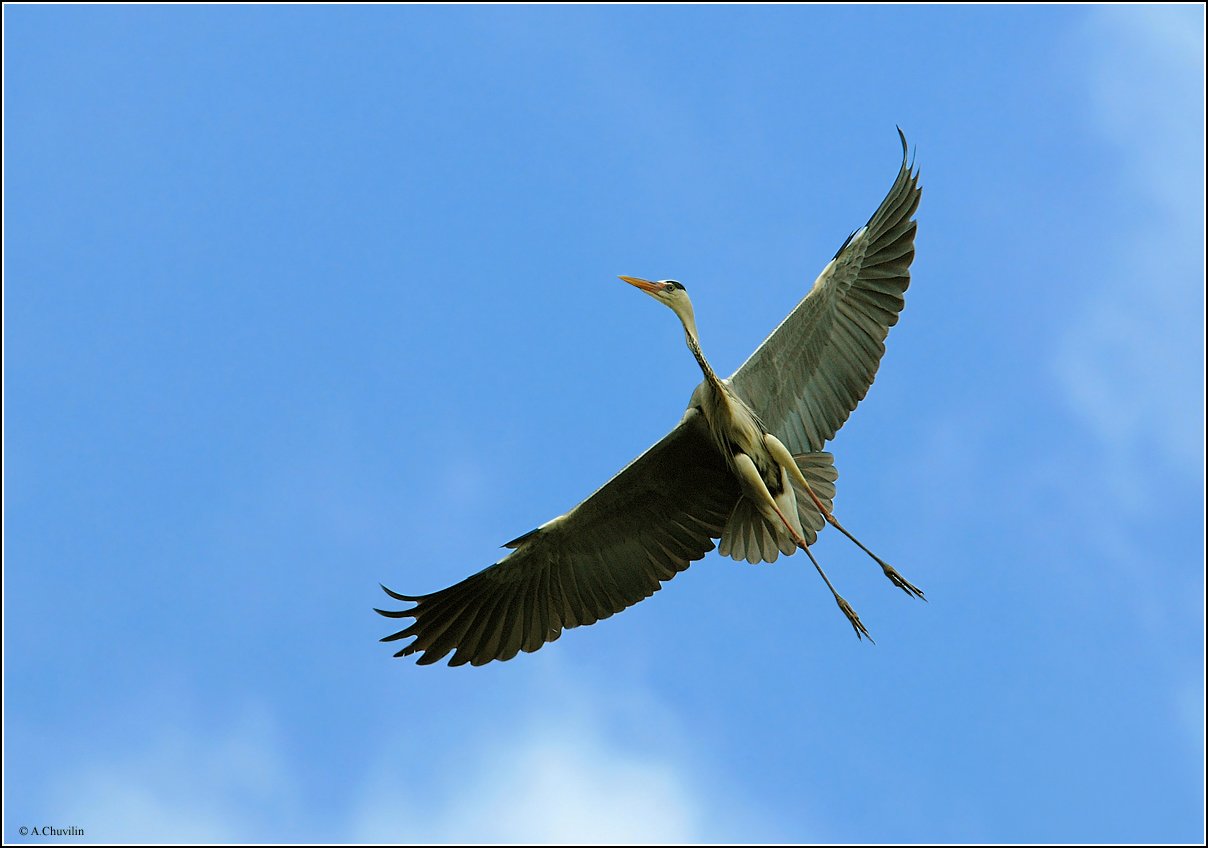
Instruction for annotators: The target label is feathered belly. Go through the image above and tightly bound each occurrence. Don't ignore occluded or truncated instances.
[725,439,784,496]
[700,383,784,496]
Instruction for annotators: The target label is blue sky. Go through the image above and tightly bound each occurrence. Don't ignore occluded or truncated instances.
[4,4,1203,843]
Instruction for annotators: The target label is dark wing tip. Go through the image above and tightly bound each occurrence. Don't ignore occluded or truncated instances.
[376,585,421,653]
[502,527,540,549]
[414,648,450,665]
[379,582,424,602]
[894,126,918,173]
[373,607,414,619]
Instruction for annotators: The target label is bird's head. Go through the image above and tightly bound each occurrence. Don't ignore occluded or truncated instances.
[618,276,699,341]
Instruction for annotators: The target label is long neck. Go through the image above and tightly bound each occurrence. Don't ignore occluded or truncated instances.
[677,308,725,393]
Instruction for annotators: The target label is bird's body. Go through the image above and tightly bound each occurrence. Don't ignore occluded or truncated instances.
[702,383,780,493]
[378,130,923,665]
[684,347,804,548]
[688,353,779,491]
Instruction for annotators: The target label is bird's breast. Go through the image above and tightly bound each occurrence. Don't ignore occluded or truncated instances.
[696,382,783,495]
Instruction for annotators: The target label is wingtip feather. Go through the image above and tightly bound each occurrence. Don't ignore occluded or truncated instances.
[373,607,414,619]
[379,583,424,602]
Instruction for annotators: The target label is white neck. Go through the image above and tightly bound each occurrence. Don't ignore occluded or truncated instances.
[671,298,721,390]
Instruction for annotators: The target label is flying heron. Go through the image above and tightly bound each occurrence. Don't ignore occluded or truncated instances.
[378,129,923,666]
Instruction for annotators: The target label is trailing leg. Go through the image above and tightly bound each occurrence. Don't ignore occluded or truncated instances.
[732,452,873,641]
[764,434,925,600]
[800,543,873,642]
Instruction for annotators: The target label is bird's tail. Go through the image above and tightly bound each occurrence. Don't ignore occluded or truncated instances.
[718,452,837,564]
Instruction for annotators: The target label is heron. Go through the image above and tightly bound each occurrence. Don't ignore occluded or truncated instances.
[378,129,922,666]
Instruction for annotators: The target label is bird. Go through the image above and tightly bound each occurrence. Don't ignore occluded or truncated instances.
[377,129,922,666]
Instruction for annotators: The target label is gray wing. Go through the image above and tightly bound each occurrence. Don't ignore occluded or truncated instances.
[730,129,921,454]
[376,412,741,666]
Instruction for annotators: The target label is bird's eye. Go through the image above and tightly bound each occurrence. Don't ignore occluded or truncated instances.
[664,283,676,292]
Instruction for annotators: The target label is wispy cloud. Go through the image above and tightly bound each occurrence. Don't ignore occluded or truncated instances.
[39,706,299,844]
[351,716,706,844]
[1045,6,1205,759]
[1053,6,1204,511]
[20,671,772,844]
[350,665,781,843]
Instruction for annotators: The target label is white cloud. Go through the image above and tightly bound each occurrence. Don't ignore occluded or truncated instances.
[351,716,707,844]
[1046,6,1205,756]
[43,706,298,843]
[28,672,770,844]
[1053,6,1205,511]
[349,666,775,844]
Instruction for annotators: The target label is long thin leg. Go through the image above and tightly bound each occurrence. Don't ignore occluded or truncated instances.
[767,499,874,643]
[732,452,873,641]
[803,481,925,600]
[802,543,873,643]
[763,434,925,600]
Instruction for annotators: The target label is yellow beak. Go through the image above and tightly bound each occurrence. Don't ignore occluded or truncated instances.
[618,275,662,294]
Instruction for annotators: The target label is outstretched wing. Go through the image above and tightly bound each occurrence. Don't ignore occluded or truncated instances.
[730,129,921,454]
[377,412,741,666]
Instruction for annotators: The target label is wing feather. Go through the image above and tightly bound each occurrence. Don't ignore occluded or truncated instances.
[378,413,740,665]
[380,132,919,665]
[468,591,513,665]
[730,130,921,454]
[445,593,494,666]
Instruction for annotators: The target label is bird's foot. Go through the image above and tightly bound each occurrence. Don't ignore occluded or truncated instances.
[835,595,873,643]
[880,562,925,600]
